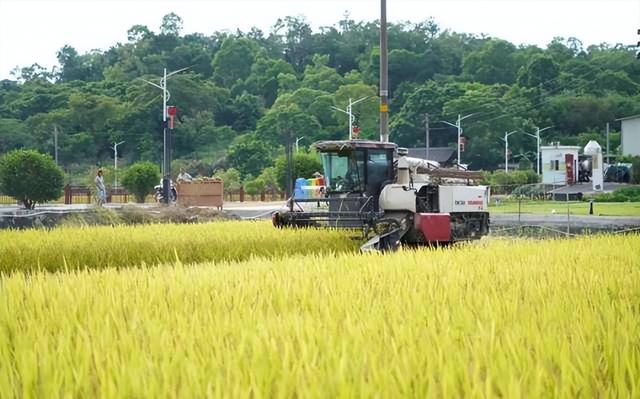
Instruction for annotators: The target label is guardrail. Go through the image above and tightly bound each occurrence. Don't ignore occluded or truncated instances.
[2,185,285,206]
[224,187,285,202]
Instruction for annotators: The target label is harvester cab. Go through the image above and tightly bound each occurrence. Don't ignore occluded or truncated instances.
[318,140,396,218]
[272,139,490,251]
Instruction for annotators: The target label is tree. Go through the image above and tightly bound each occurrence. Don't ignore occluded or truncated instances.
[462,39,518,84]
[121,161,159,203]
[212,37,259,87]
[226,134,273,178]
[0,118,32,152]
[300,55,345,92]
[213,168,242,194]
[244,176,265,196]
[0,149,64,209]
[160,13,183,36]
[517,54,559,90]
[255,104,321,146]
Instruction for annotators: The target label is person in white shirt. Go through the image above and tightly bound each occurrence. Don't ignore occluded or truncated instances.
[95,168,106,206]
[177,167,193,182]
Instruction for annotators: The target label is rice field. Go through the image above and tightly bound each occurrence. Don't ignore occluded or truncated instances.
[0,221,357,273]
[1,221,639,398]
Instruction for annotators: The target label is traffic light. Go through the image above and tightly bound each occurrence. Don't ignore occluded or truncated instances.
[637,28,640,60]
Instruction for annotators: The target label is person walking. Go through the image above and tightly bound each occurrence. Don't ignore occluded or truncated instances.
[95,168,106,206]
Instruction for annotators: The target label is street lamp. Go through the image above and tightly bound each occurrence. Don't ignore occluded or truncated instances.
[141,66,190,203]
[331,96,369,140]
[501,130,519,173]
[522,126,552,176]
[441,113,480,167]
[111,140,125,188]
[295,136,305,152]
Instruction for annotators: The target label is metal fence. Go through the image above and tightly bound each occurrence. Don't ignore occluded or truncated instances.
[1,185,286,206]
[224,187,285,202]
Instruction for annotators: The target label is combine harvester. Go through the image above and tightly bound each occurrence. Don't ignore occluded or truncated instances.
[273,1,489,251]
[273,140,490,251]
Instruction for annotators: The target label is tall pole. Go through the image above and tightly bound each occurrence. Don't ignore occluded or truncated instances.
[523,126,551,176]
[53,125,59,165]
[141,66,190,204]
[441,113,478,167]
[536,128,541,176]
[348,98,353,140]
[504,132,509,173]
[606,122,610,165]
[456,114,461,166]
[331,96,368,140]
[379,0,389,142]
[295,136,304,152]
[504,130,518,173]
[112,141,125,188]
[505,132,509,173]
[425,113,430,160]
[162,68,170,204]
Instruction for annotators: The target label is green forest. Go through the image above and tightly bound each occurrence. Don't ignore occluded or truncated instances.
[1,12,639,185]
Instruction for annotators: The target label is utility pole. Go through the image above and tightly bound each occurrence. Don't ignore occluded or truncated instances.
[331,96,368,140]
[457,114,461,165]
[142,66,190,204]
[606,122,610,165]
[424,113,430,160]
[503,130,519,173]
[111,141,125,188]
[53,125,59,165]
[295,136,304,152]
[523,126,552,176]
[379,0,389,142]
[441,113,478,167]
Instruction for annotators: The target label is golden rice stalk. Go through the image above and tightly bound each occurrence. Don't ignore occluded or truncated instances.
[0,234,638,397]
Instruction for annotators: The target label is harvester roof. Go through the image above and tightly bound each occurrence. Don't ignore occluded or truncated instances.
[313,140,397,152]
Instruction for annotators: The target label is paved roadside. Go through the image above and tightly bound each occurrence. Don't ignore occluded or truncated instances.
[2,203,640,231]
[491,213,640,233]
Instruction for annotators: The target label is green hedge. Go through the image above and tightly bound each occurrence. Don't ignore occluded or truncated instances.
[593,186,640,202]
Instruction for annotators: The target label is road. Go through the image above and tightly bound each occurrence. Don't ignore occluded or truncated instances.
[2,202,640,233]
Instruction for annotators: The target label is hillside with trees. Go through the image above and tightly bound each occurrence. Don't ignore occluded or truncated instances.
[1,12,638,187]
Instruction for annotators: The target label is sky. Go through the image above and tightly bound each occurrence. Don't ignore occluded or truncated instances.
[0,0,638,80]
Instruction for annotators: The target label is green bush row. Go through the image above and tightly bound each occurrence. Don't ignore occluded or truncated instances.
[593,186,640,202]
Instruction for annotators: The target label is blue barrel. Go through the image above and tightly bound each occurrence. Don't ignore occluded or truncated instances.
[294,177,307,199]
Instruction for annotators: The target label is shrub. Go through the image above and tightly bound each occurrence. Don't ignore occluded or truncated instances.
[213,168,241,194]
[511,183,546,199]
[631,156,640,184]
[0,149,64,209]
[244,176,265,196]
[484,170,539,195]
[593,186,640,202]
[121,162,159,203]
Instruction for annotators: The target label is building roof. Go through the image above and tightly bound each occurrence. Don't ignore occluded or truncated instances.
[540,145,581,151]
[615,114,640,122]
[407,147,456,163]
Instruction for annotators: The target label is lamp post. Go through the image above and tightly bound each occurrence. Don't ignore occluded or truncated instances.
[502,130,519,173]
[295,136,304,152]
[111,141,125,188]
[522,126,552,176]
[141,66,190,203]
[331,96,369,140]
[441,113,479,167]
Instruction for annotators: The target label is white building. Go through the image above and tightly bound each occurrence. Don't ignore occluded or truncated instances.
[540,144,580,185]
[617,114,640,156]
